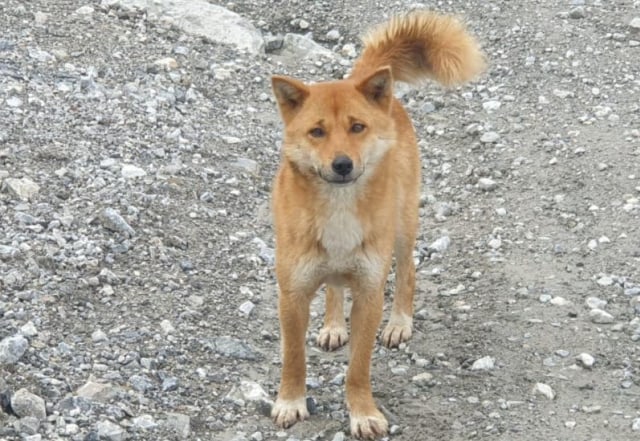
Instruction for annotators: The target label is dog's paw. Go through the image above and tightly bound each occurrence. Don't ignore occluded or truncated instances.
[272,397,309,428]
[317,325,349,351]
[381,321,412,348]
[350,411,389,440]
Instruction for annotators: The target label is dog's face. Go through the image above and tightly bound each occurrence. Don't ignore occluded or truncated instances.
[272,68,396,186]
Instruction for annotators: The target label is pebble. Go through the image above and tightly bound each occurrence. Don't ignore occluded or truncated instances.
[239,300,255,316]
[576,353,595,369]
[589,308,614,324]
[596,276,614,286]
[76,381,114,402]
[488,238,502,249]
[11,389,46,420]
[428,236,451,253]
[121,164,146,178]
[629,17,640,33]
[412,372,434,386]
[482,100,501,111]
[471,356,495,370]
[100,208,135,237]
[478,177,498,191]
[550,297,570,306]
[16,416,40,435]
[532,382,556,400]
[165,412,190,439]
[3,177,40,200]
[91,329,108,342]
[96,420,126,441]
[75,5,94,15]
[154,57,179,70]
[326,29,341,41]
[0,244,20,260]
[0,334,29,364]
[160,319,176,334]
[129,374,154,392]
[20,321,38,337]
[632,418,640,431]
[480,131,500,143]
[569,7,586,19]
[540,293,552,303]
[132,414,158,430]
[208,336,261,360]
[585,297,607,309]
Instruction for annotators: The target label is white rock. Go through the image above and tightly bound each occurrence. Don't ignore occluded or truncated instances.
[480,131,500,143]
[76,381,114,402]
[630,17,640,33]
[428,236,450,253]
[20,321,38,337]
[532,382,555,400]
[488,238,502,249]
[132,414,158,430]
[91,329,108,342]
[114,0,264,54]
[576,353,595,368]
[589,308,614,324]
[585,297,607,309]
[3,177,40,200]
[165,412,190,438]
[154,57,179,70]
[160,319,176,334]
[632,417,640,431]
[239,300,255,316]
[412,372,434,385]
[482,100,501,111]
[11,389,46,420]
[596,275,614,286]
[471,356,495,371]
[550,297,570,306]
[121,164,146,178]
[75,5,94,15]
[478,178,498,191]
[281,33,336,60]
[0,334,29,364]
[96,420,125,441]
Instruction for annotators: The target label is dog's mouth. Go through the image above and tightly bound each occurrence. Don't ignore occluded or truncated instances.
[318,170,363,186]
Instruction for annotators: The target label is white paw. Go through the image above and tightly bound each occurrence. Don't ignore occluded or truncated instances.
[381,315,412,348]
[271,397,309,429]
[350,411,389,439]
[317,325,349,351]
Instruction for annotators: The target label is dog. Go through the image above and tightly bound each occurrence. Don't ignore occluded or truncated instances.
[269,11,485,439]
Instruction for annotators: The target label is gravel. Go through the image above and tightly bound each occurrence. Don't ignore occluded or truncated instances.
[1,0,639,440]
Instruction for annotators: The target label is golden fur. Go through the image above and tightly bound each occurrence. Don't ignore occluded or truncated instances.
[270,10,485,439]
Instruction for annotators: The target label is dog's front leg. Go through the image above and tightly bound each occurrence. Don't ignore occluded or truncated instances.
[346,284,388,439]
[272,287,312,428]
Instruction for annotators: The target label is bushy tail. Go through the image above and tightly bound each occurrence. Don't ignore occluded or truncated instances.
[351,11,485,86]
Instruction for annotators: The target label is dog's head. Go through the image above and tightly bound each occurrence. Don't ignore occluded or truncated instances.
[271,68,396,186]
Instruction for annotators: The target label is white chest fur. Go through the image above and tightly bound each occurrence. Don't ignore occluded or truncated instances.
[320,206,363,258]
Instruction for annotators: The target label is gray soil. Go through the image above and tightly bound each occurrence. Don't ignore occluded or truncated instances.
[1,0,640,440]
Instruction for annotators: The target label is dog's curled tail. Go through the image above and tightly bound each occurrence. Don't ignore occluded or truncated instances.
[352,11,485,86]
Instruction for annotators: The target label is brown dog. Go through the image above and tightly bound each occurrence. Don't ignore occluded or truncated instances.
[270,11,484,439]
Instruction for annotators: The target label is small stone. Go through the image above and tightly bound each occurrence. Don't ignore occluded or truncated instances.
[471,356,495,371]
[624,287,640,296]
[75,5,94,15]
[428,236,450,253]
[129,374,154,392]
[585,297,607,309]
[3,177,40,201]
[239,300,255,316]
[20,321,38,337]
[298,19,310,29]
[161,376,178,392]
[569,7,586,19]
[341,43,357,58]
[121,164,146,178]
[207,336,261,360]
[331,431,346,441]
[597,276,614,286]
[482,100,501,111]
[532,382,555,400]
[76,381,114,402]
[11,389,46,420]
[100,208,135,238]
[576,353,595,368]
[96,420,125,441]
[488,238,502,249]
[565,421,576,429]
[550,297,569,306]
[155,57,179,70]
[165,412,190,439]
[582,405,602,414]
[478,178,498,191]
[632,418,640,431]
[630,17,640,33]
[132,414,158,430]
[480,131,500,143]
[326,29,340,41]
[160,320,175,334]
[412,372,434,386]
[0,245,20,260]
[16,416,40,435]
[589,308,614,324]
[91,329,108,342]
[0,334,29,364]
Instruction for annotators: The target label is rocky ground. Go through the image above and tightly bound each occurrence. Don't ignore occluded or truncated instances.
[1,0,640,440]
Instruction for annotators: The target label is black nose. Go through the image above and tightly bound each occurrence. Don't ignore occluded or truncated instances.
[331,155,353,176]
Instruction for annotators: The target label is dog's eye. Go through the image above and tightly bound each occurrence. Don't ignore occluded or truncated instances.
[350,123,366,133]
[309,127,325,138]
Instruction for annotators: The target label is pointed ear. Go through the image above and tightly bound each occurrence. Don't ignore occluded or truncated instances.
[272,75,309,123]
[356,67,393,110]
